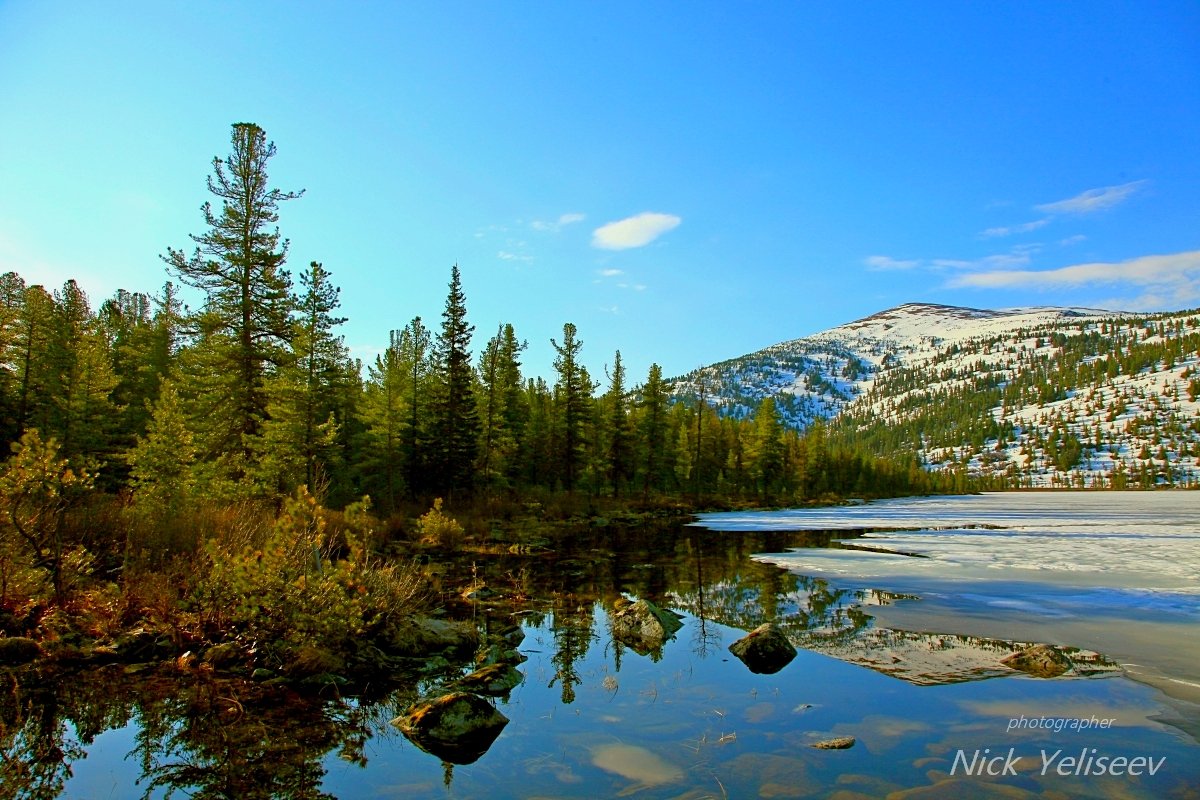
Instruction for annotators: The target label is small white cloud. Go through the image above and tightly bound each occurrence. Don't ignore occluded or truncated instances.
[598,268,624,277]
[864,255,920,271]
[592,212,681,250]
[497,250,532,262]
[1058,234,1087,246]
[1035,180,1147,215]
[980,218,1050,238]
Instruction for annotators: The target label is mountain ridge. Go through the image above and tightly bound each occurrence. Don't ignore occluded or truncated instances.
[667,301,1200,487]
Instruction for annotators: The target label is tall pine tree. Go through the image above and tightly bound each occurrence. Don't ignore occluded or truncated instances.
[163,122,302,480]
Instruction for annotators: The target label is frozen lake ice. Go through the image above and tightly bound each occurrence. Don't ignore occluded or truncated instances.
[696,491,1200,708]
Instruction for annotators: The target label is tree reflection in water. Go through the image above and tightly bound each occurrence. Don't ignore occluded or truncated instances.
[0,519,1123,796]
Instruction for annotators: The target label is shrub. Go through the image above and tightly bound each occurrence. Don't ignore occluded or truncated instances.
[0,431,95,605]
[191,488,427,673]
[415,498,465,548]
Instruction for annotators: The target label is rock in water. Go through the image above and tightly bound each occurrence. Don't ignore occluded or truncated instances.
[456,663,524,696]
[811,736,856,750]
[392,692,509,764]
[1000,643,1071,678]
[609,599,683,656]
[729,624,797,674]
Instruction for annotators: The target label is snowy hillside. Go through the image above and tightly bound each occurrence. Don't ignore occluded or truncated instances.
[667,303,1200,487]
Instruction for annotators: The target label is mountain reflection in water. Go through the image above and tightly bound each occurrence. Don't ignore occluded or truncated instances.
[3,515,1194,799]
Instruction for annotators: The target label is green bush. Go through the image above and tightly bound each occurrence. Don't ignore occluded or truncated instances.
[191,487,426,672]
[415,498,465,548]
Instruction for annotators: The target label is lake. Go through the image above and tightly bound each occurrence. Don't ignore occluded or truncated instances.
[13,491,1200,798]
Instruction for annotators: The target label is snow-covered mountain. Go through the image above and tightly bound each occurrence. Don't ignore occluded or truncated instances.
[667,302,1200,487]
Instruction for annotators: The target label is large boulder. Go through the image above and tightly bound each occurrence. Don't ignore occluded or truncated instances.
[392,692,509,764]
[609,599,683,656]
[1001,643,1071,678]
[729,624,797,674]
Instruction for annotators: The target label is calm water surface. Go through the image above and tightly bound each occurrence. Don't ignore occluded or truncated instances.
[12,492,1200,798]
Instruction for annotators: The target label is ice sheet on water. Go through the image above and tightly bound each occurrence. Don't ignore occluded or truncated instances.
[695,491,1200,592]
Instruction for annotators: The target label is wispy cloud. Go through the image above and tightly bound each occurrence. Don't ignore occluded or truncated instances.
[531,212,586,232]
[1034,180,1147,215]
[497,250,532,262]
[864,255,920,271]
[947,249,1200,308]
[598,268,624,277]
[933,245,1040,272]
[592,212,681,250]
[980,218,1050,238]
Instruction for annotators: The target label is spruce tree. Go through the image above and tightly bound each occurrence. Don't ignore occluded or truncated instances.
[477,323,526,493]
[0,273,29,447]
[11,285,58,441]
[48,280,118,464]
[428,265,479,499]
[636,363,670,497]
[257,261,349,495]
[551,323,592,493]
[395,317,433,496]
[603,350,633,496]
[359,334,407,512]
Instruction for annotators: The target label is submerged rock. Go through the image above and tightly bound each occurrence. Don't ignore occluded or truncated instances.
[609,599,683,656]
[729,624,797,674]
[811,736,856,750]
[393,617,479,660]
[0,636,42,666]
[590,742,683,788]
[1001,643,1071,678]
[456,662,523,696]
[392,691,509,764]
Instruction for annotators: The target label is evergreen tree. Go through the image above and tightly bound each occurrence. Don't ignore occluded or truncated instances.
[11,285,56,441]
[603,350,634,496]
[520,377,554,488]
[636,363,671,497]
[99,288,156,444]
[48,280,118,464]
[127,380,195,512]
[358,333,408,513]
[0,273,28,447]
[428,265,479,498]
[395,317,433,497]
[477,323,527,493]
[163,122,302,476]
[751,397,785,501]
[257,262,349,495]
[551,323,592,493]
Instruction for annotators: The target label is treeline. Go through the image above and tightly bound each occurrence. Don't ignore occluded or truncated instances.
[0,123,941,520]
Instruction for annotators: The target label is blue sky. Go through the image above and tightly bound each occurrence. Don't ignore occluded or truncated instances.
[1,2,1197,383]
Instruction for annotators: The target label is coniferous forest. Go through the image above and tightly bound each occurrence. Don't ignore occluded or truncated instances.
[0,123,950,673]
